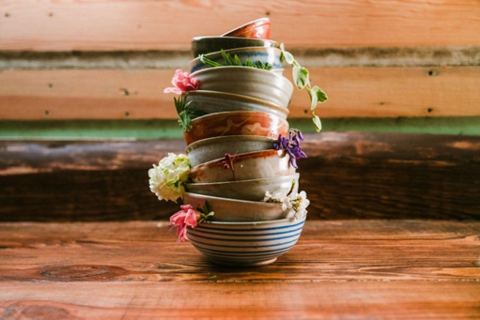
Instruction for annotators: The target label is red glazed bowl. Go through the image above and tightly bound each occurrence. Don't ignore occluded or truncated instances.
[183,111,289,146]
[221,18,271,39]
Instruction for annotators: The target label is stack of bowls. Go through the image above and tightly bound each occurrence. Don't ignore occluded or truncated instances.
[181,22,306,267]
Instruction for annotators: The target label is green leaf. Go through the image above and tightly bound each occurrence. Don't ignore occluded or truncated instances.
[314,86,328,103]
[178,111,192,132]
[234,54,243,66]
[221,49,235,65]
[280,43,295,65]
[308,86,328,110]
[263,62,273,70]
[293,66,309,90]
[199,54,222,68]
[312,114,322,132]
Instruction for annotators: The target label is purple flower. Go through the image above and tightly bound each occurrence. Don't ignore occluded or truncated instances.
[274,128,307,169]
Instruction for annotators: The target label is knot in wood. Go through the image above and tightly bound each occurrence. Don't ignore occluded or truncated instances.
[41,265,110,279]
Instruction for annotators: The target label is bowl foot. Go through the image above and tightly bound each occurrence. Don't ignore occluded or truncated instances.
[208,257,277,268]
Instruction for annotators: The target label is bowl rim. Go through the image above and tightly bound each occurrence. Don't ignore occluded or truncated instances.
[190,65,285,78]
[220,17,271,37]
[196,45,280,56]
[190,109,288,124]
[196,216,306,226]
[186,134,277,154]
[190,46,281,63]
[192,36,279,44]
[185,172,300,187]
[185,90,289,115]
[190,148,287,171]
[184,191,285,207]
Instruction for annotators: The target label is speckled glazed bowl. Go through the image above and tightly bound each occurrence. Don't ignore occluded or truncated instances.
[189,149,295,183]
[191,36,278,57]
[186,90,288,120]
[221,17,271,39]
[183,111,289,146]
[191,67,293,108]
[189,47,282,74]
[183,192,295,222]
[185,173,300,201]
[186,135,276,167]
[187,217,306,267]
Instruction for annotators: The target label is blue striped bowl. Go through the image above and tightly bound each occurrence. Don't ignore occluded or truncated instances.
[187,218,306,267]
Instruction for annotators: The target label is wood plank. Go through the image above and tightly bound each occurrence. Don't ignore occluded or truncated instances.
[1,67,480,120]
[1,0,480,51]
[1,282,479,320]
[0,220,479,319]
[1,133,479,221]
[2,47,480,70]
[0,220,479,282]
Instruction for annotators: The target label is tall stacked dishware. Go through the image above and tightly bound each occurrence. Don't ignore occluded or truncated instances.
[150,18,313,267]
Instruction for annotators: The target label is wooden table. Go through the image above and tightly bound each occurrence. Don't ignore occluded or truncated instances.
[1,220,479,319]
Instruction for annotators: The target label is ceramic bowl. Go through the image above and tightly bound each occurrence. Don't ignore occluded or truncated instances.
[189,149,295,183]
[221,17,271,39]
[187,217,306,267]
[189,47,282,74]
[186,135,276,167]
[185,173,300,201]
[191,67,293,108]
[183,192,295,222]
[183,111,289,146]
[186,90,288,120]
[191,36,278,57]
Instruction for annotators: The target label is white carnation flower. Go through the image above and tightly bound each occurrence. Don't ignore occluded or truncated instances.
[148,153,190,203]
[263,190,292,211]
[291,191,310,221]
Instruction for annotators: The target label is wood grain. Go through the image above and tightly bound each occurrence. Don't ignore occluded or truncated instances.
[1,220,479,282]
[0,220,479,319]
[1,66,480,120]
[1,0,480,51]
[1,132,479,221]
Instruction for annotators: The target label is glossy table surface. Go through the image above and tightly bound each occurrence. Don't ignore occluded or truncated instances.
[1,220,479,319]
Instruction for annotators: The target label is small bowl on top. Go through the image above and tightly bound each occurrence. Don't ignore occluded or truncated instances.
[187,217,306,267]
[191,36,278,57]
[191,66,293,108]
[221,17,271,39]
[186,173,300,201]
[189,47,282,74]
[186,135,276,167]
[183,192,295,222]
[189,149,295,183]
[183,111,288,146]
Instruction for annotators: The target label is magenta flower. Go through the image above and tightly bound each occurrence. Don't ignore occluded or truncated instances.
[170,204,199,242]
[164,69,200,94]
[274,128,307,169]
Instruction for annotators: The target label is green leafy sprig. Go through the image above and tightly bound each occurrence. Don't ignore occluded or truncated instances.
[197,202,214,224]
[199,49,273,71]
[280,43,328,132]
[174,93,197,132]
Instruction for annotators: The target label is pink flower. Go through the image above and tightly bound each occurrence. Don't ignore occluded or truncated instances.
[170,204,199,242]
[164,69,199,94]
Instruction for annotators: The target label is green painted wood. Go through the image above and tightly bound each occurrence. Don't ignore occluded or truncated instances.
[1,117,480,140]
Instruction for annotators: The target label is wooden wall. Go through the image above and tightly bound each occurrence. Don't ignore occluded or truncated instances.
[1,0,479,122]
[1,1,480,221]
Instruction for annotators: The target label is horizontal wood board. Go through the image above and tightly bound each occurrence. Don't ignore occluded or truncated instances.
[1,66,480,120]
[1,132,479,221]
[1,0,480,51]
[0,220,479,319]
